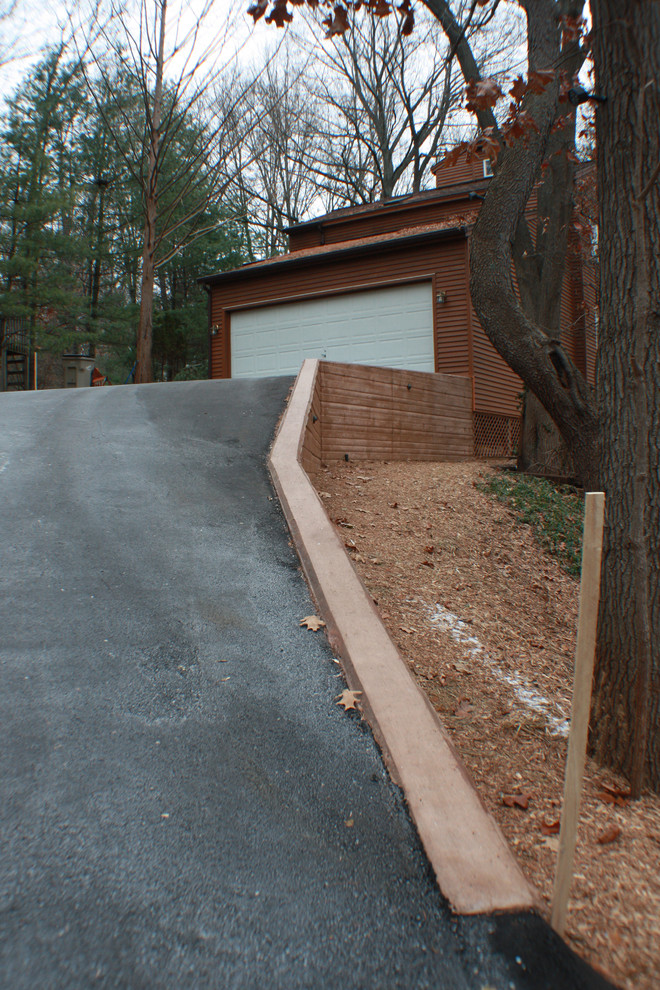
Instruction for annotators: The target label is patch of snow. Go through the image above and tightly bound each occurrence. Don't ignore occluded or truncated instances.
[428,603,570,737]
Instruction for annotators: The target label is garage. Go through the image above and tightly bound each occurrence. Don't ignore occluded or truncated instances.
[229,282,435,379]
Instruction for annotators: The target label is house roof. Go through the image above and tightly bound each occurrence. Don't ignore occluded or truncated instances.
[284,183,489,234]
[199,217,474,289]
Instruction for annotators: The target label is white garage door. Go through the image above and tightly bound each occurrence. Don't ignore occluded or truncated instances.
[230,282,435,378]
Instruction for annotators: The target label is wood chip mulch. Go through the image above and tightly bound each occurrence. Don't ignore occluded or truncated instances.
[311,458,660,990]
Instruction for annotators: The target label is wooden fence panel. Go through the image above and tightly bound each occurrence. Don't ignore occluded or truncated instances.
[309,361,472,463]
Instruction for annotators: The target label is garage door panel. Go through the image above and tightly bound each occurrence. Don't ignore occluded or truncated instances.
[230,283,434,378]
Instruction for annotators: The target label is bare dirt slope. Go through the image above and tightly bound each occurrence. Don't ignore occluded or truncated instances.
[312,458,660,990]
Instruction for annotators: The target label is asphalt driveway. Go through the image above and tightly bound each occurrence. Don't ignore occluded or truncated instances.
[0,380,612,989]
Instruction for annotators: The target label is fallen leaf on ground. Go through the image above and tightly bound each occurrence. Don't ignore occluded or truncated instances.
[541,816,561,835]
[502,793,531,810]
[344,818,354,827]
[217,658,229,663]
[598,782,630,806]
[600,781,631,798]
[597,824,622,845]
[300,615,326,631]
[598,790,629,807]
[454,700,475,717]
[336,689,362,711]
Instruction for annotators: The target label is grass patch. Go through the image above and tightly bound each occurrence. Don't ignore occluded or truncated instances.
[477,471,584,577]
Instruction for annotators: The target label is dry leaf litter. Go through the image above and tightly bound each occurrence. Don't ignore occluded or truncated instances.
[311,458,659,990]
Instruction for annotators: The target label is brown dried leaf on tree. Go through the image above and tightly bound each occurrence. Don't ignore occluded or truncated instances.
[322,4,350,36]
[509,75,527,103]
[247,0,268,22]
[398,0,414,36]
[300,615,326,631]
[560,14,586,43]
[501,110,540,146]
[465,78,503,113]
[468,127,500,164]
[527,69,557,93]
[371,0,392,17]
[264,0,293,26]
[439,144,467,169]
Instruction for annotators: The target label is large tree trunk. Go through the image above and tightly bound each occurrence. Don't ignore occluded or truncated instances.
[518,392,574,478]
[469,2,600,489]
[589,0,659,794]
[425,0,587,484]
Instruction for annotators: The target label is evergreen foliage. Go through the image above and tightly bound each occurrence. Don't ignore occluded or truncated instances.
[0,49,248,384]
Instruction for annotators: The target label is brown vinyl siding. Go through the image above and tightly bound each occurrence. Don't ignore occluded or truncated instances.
[470,301,524,418]
[209,235,470,379]
[209,311,229,379]
[434,243,472,379]
[432,156,491,189]
[289,197,480,251]
[204,171,596,435]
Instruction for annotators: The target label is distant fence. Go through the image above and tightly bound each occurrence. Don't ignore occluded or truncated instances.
[1,316,29,354]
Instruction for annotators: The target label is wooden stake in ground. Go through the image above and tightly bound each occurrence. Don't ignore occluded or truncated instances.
[551,491,605,937]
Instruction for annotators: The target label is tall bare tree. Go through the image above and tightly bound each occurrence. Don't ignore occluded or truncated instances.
[79,0,265,382]
[302,9,465,202]
[219,57,332,257]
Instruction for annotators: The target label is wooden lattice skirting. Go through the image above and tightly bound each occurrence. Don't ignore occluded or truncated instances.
[473,413,521,459]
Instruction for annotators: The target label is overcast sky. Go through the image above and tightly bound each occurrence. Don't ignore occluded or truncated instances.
[0,0,276,98]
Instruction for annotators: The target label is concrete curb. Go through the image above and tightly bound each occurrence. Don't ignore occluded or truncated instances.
[269,359,538,916]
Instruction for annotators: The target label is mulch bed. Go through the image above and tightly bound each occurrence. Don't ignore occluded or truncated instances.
[312,458,660,990]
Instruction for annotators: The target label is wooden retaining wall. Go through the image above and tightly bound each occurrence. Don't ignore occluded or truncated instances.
[300,360,473,473]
